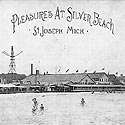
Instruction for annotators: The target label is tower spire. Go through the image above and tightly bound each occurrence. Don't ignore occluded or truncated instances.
[2,46,23,73]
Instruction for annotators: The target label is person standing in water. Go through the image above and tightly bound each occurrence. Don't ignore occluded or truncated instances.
[32,98,38,115]
[40,104,44,111]
[32,98,38,106]
[81,98,85,105]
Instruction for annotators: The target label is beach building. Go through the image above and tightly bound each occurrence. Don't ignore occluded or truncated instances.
[23,71,106,86]
[0,71,124,93]
[22,70,125,92]
[0,76,6,84]
[108,74,122,85]
[20,64,124,92]
[22,71,99,92]
[117,74,125,85]
[0,73,27,94]
[88,72,110,85]
[0,73,26,84]
[22,72,87,92]
[0,83,27,94]
[79,74,96,84]
[23,73,87,85]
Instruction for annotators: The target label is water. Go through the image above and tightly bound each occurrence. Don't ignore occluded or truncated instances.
[0,92,125,125]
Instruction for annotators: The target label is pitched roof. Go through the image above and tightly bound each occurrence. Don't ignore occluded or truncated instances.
[88,72,108,79]
[79,74,96,84]
[0,73,26,84]
[108,74,122,85]
[117,76,125,85]
[108,74,116,80]
[23,73,87,84]
[117,76,125,81]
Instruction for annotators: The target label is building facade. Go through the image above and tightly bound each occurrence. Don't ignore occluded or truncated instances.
[88,72,110,84]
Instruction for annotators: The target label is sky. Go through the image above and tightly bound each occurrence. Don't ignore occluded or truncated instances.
[0,0,125,75]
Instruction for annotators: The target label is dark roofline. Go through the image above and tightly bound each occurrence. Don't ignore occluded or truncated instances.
[29,73,87,76]
[88,72,107,75]
[87,74,97,83]
[79,74,96,84]
[88,72,108,78]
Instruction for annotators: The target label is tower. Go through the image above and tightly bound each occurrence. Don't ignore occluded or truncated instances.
[2,46,23,73]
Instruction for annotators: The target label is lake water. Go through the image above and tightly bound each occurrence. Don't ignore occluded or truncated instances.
[0,92,125,125]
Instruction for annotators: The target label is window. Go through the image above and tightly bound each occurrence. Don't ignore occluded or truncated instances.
[85,79,88,84]
[94,78,99,81]
[37,81,40,84]
[27,81,31,84]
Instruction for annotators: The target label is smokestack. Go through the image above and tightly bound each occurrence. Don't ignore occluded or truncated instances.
[31,64,33,75]
[36,70,39,75]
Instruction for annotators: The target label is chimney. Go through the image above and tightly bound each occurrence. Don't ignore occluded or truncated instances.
[36,70,39,75]
[31,64,33,75]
